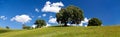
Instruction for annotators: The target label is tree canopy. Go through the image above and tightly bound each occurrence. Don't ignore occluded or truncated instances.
[56,5,84,26]
[6,26,10,29]
[34,19,46,28]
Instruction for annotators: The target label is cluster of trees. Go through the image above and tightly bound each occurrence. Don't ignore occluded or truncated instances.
[22,24,31,30]
[56,5,102,26]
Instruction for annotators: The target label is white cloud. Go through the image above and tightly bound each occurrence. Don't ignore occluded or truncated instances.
[42,14,46,17]
[79,23,83,26]
[41,1,64,13]
[67,23,71,26]
[32,24,37,28]
[46,23,51,26]
[0,16,7,20]
[85,25,87,27]
[79,17,89,27]
[48,18,57,23]
[49,16,53,18]
[11,14,32,24]
[82,18,89,23]
[35,8,39,12]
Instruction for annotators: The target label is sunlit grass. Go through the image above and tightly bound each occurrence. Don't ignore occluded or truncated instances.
[0,26,120,37]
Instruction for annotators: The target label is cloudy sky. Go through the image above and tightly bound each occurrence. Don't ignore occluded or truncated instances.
[0,0,120,29]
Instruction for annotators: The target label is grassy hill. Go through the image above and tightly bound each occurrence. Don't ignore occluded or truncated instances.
[0,26,120,37]
[0,28,11,34]
[0,28,21,34]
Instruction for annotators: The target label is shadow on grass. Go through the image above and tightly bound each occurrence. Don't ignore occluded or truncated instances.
[0,29,11,34]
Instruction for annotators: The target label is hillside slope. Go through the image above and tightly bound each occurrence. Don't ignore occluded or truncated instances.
[0,28,12,34]
[0,26,120,37]
[0,28,21,34]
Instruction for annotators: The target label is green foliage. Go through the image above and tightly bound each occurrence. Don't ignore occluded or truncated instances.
[22,24,31,30]
[56,5,84,26]
[88,18,102,26]
[34,19,46,28]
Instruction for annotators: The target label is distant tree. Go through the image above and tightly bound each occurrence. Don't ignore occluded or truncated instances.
[56,5,84,26]
[34,19,46,28]
[6,26,9,29]
[22,24,26,29]
[88,18,102,26]
[22,24,31,30]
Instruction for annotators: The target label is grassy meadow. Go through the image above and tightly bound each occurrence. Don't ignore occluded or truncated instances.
[0,26,120,37]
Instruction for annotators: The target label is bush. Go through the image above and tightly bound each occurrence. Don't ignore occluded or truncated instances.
[88,18,102,26]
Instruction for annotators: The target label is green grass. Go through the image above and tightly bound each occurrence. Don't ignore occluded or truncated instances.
[0,28,22,34]
[0,28,12,34]
[0,26,120,37]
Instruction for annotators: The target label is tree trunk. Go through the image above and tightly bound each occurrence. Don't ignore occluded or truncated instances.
[64,22,67,26]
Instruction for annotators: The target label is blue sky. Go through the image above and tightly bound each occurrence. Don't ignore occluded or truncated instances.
[0,0,120,29]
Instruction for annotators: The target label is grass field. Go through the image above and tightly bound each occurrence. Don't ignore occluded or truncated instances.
[0,26,120,37]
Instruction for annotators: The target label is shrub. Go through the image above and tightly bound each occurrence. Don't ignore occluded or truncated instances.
[88,18,102,26]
